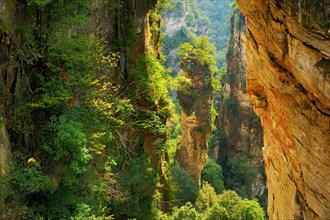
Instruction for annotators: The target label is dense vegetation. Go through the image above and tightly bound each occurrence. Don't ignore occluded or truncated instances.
[0,0,265,219]
[162,0,266,213]
[1,0,173,219]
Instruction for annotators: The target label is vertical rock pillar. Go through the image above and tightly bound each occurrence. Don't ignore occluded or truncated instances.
[176,58,215,185]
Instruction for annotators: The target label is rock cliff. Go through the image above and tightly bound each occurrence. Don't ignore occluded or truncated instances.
[0,0,19,176]
[218,7,267,205]
[237,0,330,219]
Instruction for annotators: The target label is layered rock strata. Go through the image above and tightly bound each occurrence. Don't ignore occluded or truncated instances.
[176,63,214,185]
[237,0,330,219]
[219,8,266,204]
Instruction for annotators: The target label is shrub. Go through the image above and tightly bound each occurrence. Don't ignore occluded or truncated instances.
[218,190,241,212]
[170,165,199,204]
[172,202,199,220]
[205,204,229,220]
[195,182,217,212]
[232,199,265,220]
[201,159,225,194]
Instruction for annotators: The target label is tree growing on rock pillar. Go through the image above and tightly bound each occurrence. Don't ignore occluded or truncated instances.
[174,36,219,186]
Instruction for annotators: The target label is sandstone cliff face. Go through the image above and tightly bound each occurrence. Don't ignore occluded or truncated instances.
[219,8,266,203]
[237,0,330,219]
[176,63,214,185]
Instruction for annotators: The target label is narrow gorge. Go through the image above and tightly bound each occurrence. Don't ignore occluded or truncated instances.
[0,0,329,219]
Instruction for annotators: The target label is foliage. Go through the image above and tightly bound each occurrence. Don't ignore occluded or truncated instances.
[41,114,92,186]
[201,159,225,194]
[224,154,256,198]
[166,186,265,220]
[177,36,219,92]
[232,199,266,220]
[170,72,193,95]
[196,0,232,68]
[205,204,229,220]
[178,36,217,68]
[170,165,199,205]
[1,0,174,219]
[27,0,52,7]
[70,203,114,220]
[218,190,242,212]
[111,154,159,219]
[171,202,199,220]
[195,182,218,212]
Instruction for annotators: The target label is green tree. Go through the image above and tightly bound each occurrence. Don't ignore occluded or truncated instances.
[218,190,241,214]
[170,165,199,205]
[172,202,199,220]
[195,182,217,212]
[201,159,225,194]
[225,154,256,198]
[232,199,265,220]
[205,204,229,220]
[112,154,159,220]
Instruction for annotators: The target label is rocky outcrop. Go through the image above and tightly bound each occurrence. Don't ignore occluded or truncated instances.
[237,0,330,219]
[162,0,208,76]
[219,7,266,204]
[0,0,18,176]
[162,1,190,38]
[176,60,214,185]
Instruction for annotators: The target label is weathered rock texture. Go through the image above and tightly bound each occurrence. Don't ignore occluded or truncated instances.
[237,0,330,219]
[0,0,18,176]
[176,63,214,185]
[219,8,267,204]
[162,1,207,76]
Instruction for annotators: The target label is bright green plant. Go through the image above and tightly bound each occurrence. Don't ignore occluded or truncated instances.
[42,114,92,186]
[171,202,199,220]
[205,204,229,220]
[195,182,218,212]
[9,164,56,195]
[232,199,265,220]
[218,190,242,213]
[170,72,193,95]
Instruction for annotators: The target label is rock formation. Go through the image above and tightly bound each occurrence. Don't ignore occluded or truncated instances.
[0,0,18,176]
[218,7,267,205]
[237,0,330,219]
[175,41,215,185]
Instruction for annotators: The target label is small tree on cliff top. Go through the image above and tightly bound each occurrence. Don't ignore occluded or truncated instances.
[178,36,217,72]
[177,36,220,91]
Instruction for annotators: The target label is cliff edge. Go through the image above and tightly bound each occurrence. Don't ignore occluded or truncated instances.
[237,0,330,219]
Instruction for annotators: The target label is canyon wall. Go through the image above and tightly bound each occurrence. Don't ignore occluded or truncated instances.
[237,0,330,219]
[218,7,267,205]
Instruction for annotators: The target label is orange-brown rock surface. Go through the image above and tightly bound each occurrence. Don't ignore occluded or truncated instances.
[219,7,267,205]
[237,0,330,219]
[176,63,214,185]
